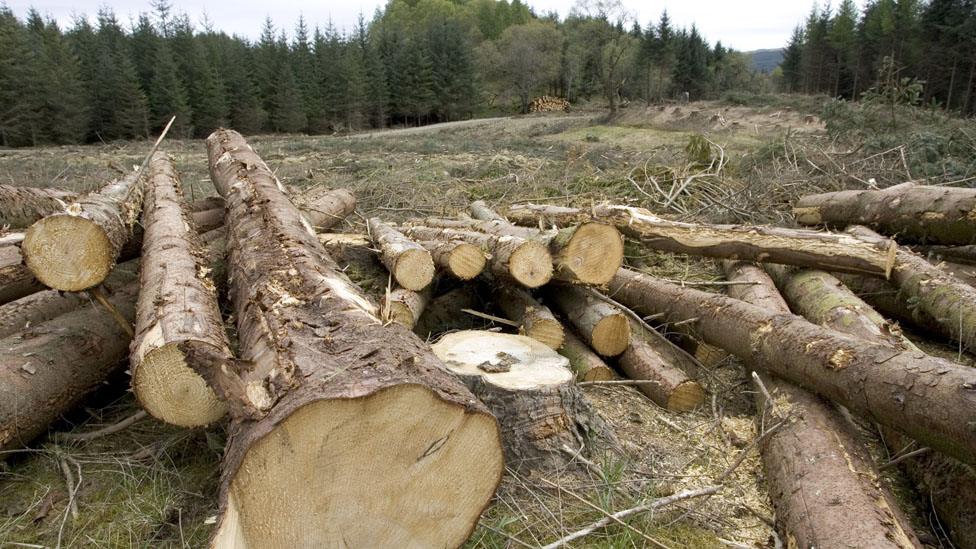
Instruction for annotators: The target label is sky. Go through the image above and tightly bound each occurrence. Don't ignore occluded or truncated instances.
[5,0,845,52]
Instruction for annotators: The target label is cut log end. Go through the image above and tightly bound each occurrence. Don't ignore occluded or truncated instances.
[557,223,624,284]
[132,343,227,427]
[212,384,502,549]
[523,317,565,350]
[392,248,435,291]
[23,215,114,291]
[447,243,486,280]
[667,380,706,412]
[435,331,574,390]
[591,314,631,356]
[509,240,553,288]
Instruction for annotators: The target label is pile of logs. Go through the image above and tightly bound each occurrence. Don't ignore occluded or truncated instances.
[2,132,976,548]
[529,95,571,113]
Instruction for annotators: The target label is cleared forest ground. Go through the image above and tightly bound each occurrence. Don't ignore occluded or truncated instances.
[0,98,961,548]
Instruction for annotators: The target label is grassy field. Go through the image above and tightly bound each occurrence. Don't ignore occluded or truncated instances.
[0,98,954,548]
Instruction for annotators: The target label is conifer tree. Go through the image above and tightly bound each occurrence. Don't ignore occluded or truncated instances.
[148,41,193,137]
[269,64,307,133]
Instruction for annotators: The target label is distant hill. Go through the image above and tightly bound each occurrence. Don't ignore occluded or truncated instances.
[747,49,785,73]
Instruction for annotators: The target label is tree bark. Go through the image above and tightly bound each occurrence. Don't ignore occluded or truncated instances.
[0,245,45,305]
[607,268,976,466]
[187,196,224,212]
[848,225,976,353]
[913,243,976,265]
[382,286,431,329]
[295,188,356,231]
[414,286,485,339]
[544,285,630,357]
[367,217,435,291]
[129,155,234,428]
[400,225,553,288]
[505,203,899,277]
[188,207,224,233]
[494,285,565,349]
[432,330,615,473]
[725,261,922,549]
[766,264,976,549]
[23,169,147,291]
[207,129,503,549]
[794,182,976,245]
[618,322,705,412]
[0,184,77,228]
[558,329,615,381]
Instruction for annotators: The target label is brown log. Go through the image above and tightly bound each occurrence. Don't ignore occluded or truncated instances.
[795,182,976,245]
[494,285,564,349]
[413,286,485,338]
[913,243,976,265]
[367,217,435,291]
[607,268,976,466]
[558,329,615,381]
[188,195,224,212]
[297,188,356,230]
[207,129,502,548]
[129,156,234,428]
[0,281,138,453]
[382,286,431,329]
[0,244,45,305]
[544,285,630,357]
[617,321,705,412]
[432,330,614,473]
[725,261,922,549]
[400,225,553,288]
[23,169,146,291]
[189,207,224,233]
[0,184,77,228]
[505,203,899,277]
[848,225,976,353]
[420,240,486,280]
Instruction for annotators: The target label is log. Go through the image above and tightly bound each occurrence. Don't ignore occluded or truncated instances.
[467,201,624,285]
[188,195,224,212]
[23,169,146,291]
[129,156,234,428]
[296,188,357,230]
[725,261,922,549]
[189,207,224,233]
[400,225,552,288]
[0,232,24,247]
[367,217,435,291]
[207,129,503,548]
[0,184,77,228]
[0,244,45,305]
[558,329,615,381]
[848,225,976,353]
[414,286,485,338]
[420,240,486,280]
[767,264,976,549]
[544,285,630,357]
[794,182,976,245]
[382,286,430,329]
[607,268,976,466]
[432,330,614,473]
[914,243,976,265]
[505,203,899,277]
[494,285,565,349]
[0,281,138,453]
[618,323,705,412]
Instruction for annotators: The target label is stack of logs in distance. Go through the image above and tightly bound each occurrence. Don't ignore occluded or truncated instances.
[529,95,571,113]
[1,131,976,549]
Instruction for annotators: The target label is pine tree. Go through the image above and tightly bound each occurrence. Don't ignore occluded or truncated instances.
[29,15,89,144]
[221,41,266,134]
[428,17,477,121]
[781,25,805,92]
[269,64,307,133]
[292,16,315,130]
[0,8,36,146]
[169,16,227,137]
[148,41,193,137]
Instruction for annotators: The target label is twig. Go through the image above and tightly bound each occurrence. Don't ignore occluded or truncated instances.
[59,410,148,442]
[879,446,930,471]
[58,457,79,520]
[55,454,82,548]
[461,308,519,327]
[539,485,722,549]
[751,372,776,412]
[87,287,134,338]
[578,379,662,387]
[660,279,758,287]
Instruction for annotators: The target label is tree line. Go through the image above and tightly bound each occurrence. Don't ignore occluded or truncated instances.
[0,0,763,147]
[780,0,976,114]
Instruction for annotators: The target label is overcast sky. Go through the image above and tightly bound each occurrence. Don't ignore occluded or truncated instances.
[5,0,848,51]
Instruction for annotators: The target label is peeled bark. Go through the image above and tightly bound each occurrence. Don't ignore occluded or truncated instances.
[0,184,77,228]
[382,287,431,329]
[795,182,976,245]
[618,322,705,412]
[207,129,503,548]
[0,245,45,305]
[544,285,630,357]
[505,203,899,277]
[848,225,976,353]
[367,217,435,291]
[0,282,138,453]
[129,156,234,428]
[465,201,624,285]
[297,188,356,230]
[725,261,921,549]
[608,268,976,466]
[23,169,146,291]
[494,285,565,349]
[432,331,614,473]
[400,225,552,288]
[558,329,615,381]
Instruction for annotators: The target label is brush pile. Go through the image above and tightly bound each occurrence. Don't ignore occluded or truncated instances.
[2,128,975,548]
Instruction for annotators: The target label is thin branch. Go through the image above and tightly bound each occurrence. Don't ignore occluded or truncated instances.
[59,410,148,443]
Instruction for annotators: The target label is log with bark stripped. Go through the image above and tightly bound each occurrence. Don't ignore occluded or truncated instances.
[794,182,976,245]
[544,285,630,357]
[504,203,899,277]
[0,184,77,228]
[558,329,615,381]
[129,156,234,428]
[297,188,357,230]
[207,128,503,548]
[400,225,552,288]
[494,285,564,349]
[23,169,146,291]
[607,268,976,466]
[318,233,486,281]
[367,217,435,291]
[725,260,921,549]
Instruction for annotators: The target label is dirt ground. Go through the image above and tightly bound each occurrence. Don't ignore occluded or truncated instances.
[0,99,943,548]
